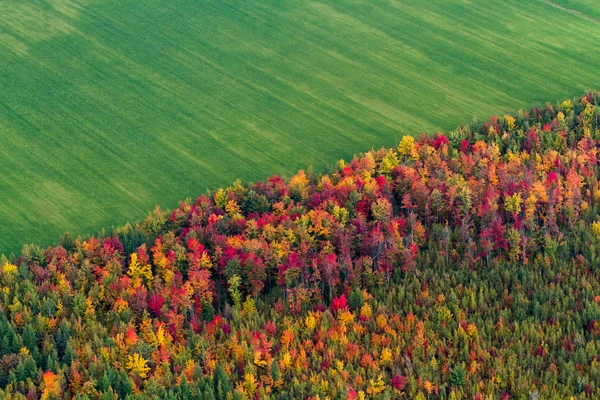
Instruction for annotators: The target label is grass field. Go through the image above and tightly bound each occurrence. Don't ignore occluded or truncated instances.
[1,0,600,254]
[550,0,600,20]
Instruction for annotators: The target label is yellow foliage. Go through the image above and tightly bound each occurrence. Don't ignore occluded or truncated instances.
[504,193,522,213]
[236,373,257,399]
[439,306,453,322]
[504,114,515,130]
[243,297,255,315]
[584,103,596,121]
[467,322,478,338]
[332,205,349,226]
[290,170,309,188]
[199,252,213,269]
[128,253,153,287]
[140,316,158,347]
[371,198,392,222]
[505,149,515,162]
[214,188,228,209]
[525,194,537,220]
[398,135,418,160]
[114,298,129,313]
[254,351,267,368]
[338,310,354,326]
[56,299,64,318]
[359,303,372,320]
[289,170,310,199]
[376,314,387,329]
[157,324,171,346]
[380,347,392,365]
[8,297,21,314]
[85,297,95,318]
[280,352,292,370]
[366,374,385,395]
[127,353,151,378]
[592,221,600,239]
[582,200,589,213]
[380,151,400,173]
[225,200,242,217]
[2,263,17,275]
[305,313,317,331]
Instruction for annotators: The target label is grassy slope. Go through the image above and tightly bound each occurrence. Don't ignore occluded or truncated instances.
[1,0,599,253]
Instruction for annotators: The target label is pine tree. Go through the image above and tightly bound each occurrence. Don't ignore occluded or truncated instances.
[98,371,111,393]
[178,375,191,399]
[451,362,467,388]
[213,364,232,400]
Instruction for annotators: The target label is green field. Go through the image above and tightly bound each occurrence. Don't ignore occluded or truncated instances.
[1,0,599,254]
[550,0,600,20]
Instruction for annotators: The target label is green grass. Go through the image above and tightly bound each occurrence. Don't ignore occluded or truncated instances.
[1,0,600,254]
[550,0,600,20]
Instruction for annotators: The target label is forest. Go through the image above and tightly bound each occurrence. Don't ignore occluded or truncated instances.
[1,93,600,399]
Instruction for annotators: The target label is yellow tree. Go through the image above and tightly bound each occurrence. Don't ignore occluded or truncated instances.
[127,353,151,378]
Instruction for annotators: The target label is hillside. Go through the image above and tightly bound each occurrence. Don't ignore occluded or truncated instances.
[1,94,600,398]
[2,0,600,252]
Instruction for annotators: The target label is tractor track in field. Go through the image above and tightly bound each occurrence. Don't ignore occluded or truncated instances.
[539,0,600,24]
